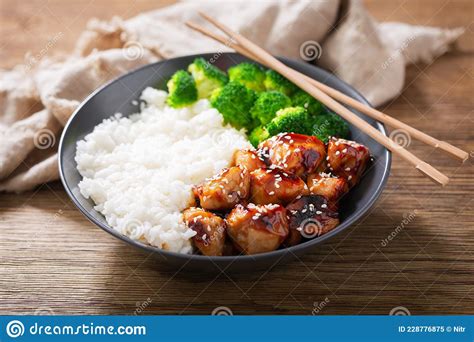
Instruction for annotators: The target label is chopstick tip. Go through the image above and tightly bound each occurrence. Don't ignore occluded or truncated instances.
[198,11,209,20]
[185,21,196,29]
[416,162,450,186]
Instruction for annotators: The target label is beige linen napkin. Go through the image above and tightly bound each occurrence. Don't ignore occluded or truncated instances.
[0,0,463,192]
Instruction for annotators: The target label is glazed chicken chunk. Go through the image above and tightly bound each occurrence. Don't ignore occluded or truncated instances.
[183,208,226,256]
[327,138,370,187]
[226,203,289,255]
[307,172,349,205]
[232,149,267,172]
[284,195,339,247]
[194,166,250,210]
[249,167,308,205]
[258,133,326,179]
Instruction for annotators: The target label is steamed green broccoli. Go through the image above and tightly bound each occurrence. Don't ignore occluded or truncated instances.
[248,126,270,147]
[228,63,266,92]
[166,70,198,108]
[309,111,350,143]
[250,91,292,126]
[292,90,324,115]
[264,70,298,96]
[210,82,257,131]
[266,106,311,136]
[188,58,228,99]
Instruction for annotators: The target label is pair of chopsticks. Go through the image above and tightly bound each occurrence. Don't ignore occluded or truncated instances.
[186,13,469,186]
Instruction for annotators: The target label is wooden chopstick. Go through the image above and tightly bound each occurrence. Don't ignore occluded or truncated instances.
[194,12,450,186]
[186,21,468,162]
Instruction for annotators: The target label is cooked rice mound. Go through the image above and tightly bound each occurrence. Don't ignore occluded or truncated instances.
[75,87,251,254]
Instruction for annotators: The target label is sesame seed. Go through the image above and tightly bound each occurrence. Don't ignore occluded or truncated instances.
[348,175,353,180]
[269,191,275,195]
[335,151,340,155]
[342,148,347,153]
[321,204,327,208]
[316,211,322,215]
[345,167,351,171]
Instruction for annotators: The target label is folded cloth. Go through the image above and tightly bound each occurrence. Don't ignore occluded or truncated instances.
[0,0,463,192]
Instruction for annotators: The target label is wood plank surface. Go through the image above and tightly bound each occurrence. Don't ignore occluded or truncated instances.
[0,0,473,315]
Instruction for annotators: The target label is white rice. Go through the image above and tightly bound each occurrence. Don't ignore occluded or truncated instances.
[75,87,251,254]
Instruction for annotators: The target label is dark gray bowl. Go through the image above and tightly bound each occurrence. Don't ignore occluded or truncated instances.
[59,53,391,272]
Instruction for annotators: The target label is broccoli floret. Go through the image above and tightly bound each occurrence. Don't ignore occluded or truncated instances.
[309,112,350,143]
[248,126,270,147]
[210,82,257,131]
[264,70,298,96]
[266,106,311,136]
[188,58,228,99]
[250,91,292,126]
[166,70,198,108]
[228,63,266,92]
[292,90,324,115]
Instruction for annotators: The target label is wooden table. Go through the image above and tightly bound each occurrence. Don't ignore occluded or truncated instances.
[1,0,473,315]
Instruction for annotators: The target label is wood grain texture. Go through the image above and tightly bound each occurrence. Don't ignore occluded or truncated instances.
[0,0,473,315]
